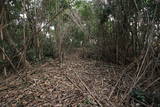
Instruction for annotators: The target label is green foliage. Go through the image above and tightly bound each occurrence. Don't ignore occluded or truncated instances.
[69,28,85,47]
[7,0,22,20]
[0,59,8,69]
[130,88,160,106]
[27,48,37,61]
[82,98,93,105]
[131,89,148,103]
[144,0,151,4]
[59,0,69,8]
[43,38,55,58]
[0,60,4,65]
[75,0,93,20]
[1,0,160,66]
[0,40,5,46]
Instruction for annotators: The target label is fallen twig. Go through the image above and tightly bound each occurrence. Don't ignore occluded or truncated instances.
[108,61,136,100]
[64,74,83,92]
[73,70,104,107]
[0,47,25,82]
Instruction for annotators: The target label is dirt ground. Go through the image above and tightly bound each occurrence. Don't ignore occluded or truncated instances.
[0,53,131,107]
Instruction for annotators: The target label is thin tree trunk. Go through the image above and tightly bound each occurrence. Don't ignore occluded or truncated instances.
[22,1,26,66]
[34,1,41,61]
[0,7,7,76]
[0,27,7,76]
[55,0,63,64]
[23,9,27,81]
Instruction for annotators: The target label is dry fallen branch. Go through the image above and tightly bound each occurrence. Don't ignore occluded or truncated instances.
[108,62,136,100]
[0,47,25,82]
[64,74,83,92]
[73,70,104,107]
[144,77,160,91]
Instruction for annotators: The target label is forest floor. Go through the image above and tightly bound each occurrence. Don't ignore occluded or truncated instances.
[0,52,131,107]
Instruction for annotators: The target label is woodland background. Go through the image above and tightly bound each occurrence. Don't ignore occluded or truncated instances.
[0,0,160,106]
